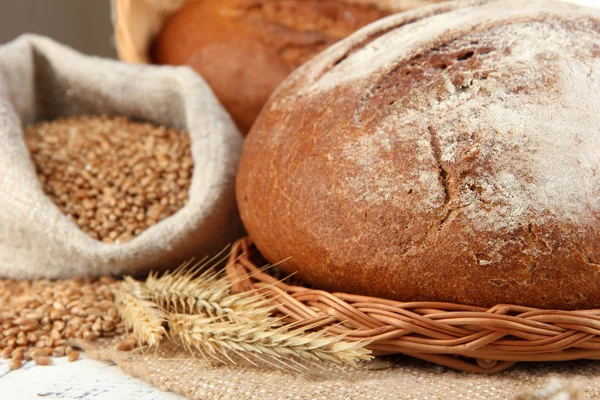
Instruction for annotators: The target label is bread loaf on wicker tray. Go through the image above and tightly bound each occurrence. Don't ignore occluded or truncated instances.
[152,0,449,134]
[236,0,600,310]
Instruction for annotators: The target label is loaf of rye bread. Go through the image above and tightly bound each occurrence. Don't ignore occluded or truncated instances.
[152,0,448,134]
[236,0,600,310]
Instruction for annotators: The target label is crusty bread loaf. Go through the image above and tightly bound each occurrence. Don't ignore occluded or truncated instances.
[236,0,600,310]
[152,0,448,134]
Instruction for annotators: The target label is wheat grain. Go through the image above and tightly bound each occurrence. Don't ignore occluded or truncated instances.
[34,355,52,366]
[24,115,193,244]
[67,350,80,362]
[53,346,66,357]
[8,358,21,371]
[115,278,166,348]
[168,313,372,369]
[116,336,138,351]
[1,347,12,359]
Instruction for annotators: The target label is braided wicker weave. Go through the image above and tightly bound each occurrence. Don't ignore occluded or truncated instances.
[225,237,600,373]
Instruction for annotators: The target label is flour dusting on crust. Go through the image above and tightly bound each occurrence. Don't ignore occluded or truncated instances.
[312,1,600,234]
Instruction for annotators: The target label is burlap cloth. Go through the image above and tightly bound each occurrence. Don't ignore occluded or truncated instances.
[78,338,597,399]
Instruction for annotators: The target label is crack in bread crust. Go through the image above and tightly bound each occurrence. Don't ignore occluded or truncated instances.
[427,126,450,205]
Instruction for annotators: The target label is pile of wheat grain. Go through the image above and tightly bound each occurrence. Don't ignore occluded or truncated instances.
[24,115,193,244]
[0,276,124,370]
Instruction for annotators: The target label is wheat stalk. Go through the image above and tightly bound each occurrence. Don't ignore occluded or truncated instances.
[168,313,372,369]
[115,277,166,347]
[119,252,372,372]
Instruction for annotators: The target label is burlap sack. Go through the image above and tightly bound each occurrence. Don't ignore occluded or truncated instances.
[0,35,244,279]
[80,338,594,399]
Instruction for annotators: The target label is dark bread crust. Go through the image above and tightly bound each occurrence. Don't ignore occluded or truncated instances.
[152,0,446,133]
[237,0,600,310]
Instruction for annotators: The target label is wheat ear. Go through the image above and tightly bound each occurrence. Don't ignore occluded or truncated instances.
[168,313,372,369]
[144,262,275,321]
[115,277,166,347]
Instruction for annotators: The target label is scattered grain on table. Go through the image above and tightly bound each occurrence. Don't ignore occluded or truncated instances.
[0,276,124,370]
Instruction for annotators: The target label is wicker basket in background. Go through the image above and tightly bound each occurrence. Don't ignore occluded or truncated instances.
[112,0,192,63]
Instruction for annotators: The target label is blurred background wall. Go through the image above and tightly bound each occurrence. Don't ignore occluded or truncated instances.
[0,0,598,60]
[0,0,115,58]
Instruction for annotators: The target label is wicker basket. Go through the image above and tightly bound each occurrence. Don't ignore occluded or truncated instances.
[225,237,600,373]
[112,0,192,63]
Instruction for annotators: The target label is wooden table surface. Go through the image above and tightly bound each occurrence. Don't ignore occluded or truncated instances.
[0,355,182,400]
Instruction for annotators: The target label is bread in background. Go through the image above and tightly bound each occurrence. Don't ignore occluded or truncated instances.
[152,0,447,134]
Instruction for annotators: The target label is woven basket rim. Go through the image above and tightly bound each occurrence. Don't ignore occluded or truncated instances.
[113,0,192,64]
[225,237,600,373]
